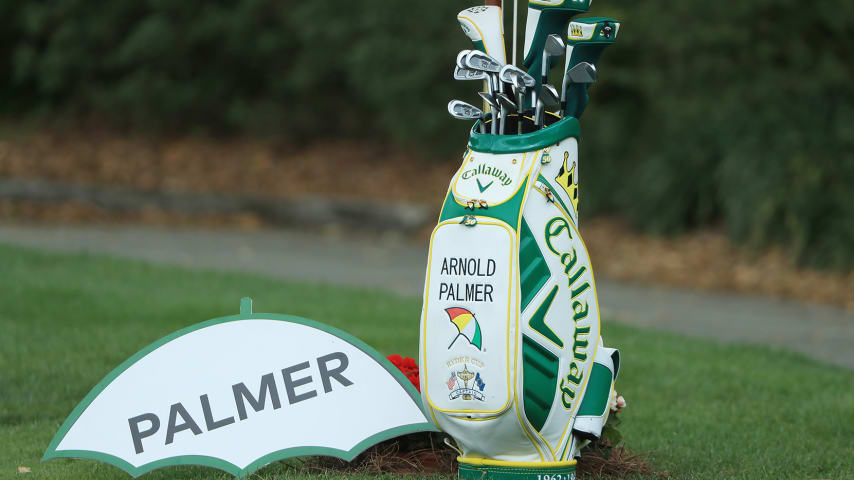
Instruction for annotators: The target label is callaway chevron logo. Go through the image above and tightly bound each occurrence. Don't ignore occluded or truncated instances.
[476,178,494,193]
[445,307,483,350]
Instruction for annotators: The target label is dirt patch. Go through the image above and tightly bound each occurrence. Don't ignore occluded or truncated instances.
[582,218,854,311]
[1,132,851,310]
[0,133,454,204]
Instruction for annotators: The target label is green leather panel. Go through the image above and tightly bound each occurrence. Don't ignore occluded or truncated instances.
[577,362,612,417]
[522,334,559,431]
[519,219,551,312]
[438,175,531,227]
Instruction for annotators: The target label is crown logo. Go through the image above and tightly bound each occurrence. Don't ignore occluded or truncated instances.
[555,152,579,212]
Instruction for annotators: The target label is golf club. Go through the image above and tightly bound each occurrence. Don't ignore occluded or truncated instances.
[478,91,500,135]
[495,92,516,135]
[457,49,473,69]
[465,50,503,96]
[448,100,486,134]
[499,64,535,120]
[535,83,560,129]
[511,74,525,133]
[522,0,590,107]
[563,18,619,118]
[540,34,565,114]
[560,62,596,116]
[454,64,488,82]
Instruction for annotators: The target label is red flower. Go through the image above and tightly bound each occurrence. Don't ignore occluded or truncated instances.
[387,354,420,392]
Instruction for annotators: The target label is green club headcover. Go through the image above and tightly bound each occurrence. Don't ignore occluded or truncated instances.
[522,0,592,98]
[564,17,619,119]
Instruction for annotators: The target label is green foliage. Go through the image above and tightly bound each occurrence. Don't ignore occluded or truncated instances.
[2,0,853,268]
[580,0,854,269]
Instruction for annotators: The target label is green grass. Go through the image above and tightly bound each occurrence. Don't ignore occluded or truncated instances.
[1,243,852,480]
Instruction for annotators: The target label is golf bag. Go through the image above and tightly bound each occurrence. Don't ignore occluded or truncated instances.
[419,117,620,479]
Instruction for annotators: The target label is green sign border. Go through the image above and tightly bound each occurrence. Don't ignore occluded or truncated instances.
[42,298,437,478]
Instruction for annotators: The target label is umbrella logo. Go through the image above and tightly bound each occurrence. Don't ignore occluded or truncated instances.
[445,307,483,350]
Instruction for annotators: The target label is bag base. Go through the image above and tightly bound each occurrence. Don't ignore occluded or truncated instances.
[458,457,577,480]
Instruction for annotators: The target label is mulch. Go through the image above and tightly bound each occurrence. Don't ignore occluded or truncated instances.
[300,432,663,478]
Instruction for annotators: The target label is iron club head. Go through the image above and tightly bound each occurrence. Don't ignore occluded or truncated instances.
[567,62,597,83]
[448,99,486,133]
[448,100,483,120]
[454,65,487,81]
[456,50,473,68]
[496,92,517,113]
[465,50,503,74]
[560,62,598,114]
[540,84,560,110]
[535,83,561,128]
[542,34,566,78]
[544,34,566,57]
[499,64,535,88]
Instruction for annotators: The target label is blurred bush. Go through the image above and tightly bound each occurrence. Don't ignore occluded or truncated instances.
[2,0,853,269]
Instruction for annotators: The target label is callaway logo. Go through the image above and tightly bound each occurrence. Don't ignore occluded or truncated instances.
[476,178,494,193]
[461,163,513,188]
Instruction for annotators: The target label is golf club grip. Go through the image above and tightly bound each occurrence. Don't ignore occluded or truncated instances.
[484,0,501,5]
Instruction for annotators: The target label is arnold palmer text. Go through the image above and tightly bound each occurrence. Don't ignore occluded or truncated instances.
[438,257,497,302]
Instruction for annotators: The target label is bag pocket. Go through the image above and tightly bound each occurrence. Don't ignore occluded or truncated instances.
[421,217,518,418]
[571,343,619,440]
[451,149,538,207]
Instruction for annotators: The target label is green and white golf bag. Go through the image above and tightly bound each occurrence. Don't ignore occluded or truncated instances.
[419,117,620,479]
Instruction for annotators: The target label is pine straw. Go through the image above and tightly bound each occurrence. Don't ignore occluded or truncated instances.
[576,442,662,479]
[301,432,662,478]
[301,433,456,476]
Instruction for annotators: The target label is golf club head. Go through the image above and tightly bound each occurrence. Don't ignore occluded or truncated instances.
[544,34,566,56]
[541,33,566,81]
[478,91,500,111]
[540,84,560,110]
[499,64,535,88]
[465,50,503,74]
[457,6,507,64]
[496,92,517,112]
[456,50,473,69]
[454,65,488,81]
[448,100,483,120]
[566,62,597,84]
